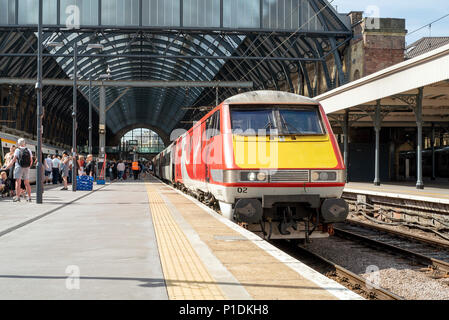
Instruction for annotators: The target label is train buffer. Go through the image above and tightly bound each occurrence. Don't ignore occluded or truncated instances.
[0,177,362,300]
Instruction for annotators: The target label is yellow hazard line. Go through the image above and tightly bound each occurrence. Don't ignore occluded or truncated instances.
[145,182,226,300]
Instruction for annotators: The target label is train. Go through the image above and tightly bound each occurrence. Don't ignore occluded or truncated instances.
[153,90,349,240]
[0,131,61,184]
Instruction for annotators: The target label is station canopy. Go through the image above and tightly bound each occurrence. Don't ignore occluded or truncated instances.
[0,0,351,144]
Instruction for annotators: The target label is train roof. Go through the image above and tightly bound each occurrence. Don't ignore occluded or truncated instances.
[224,90,318,105]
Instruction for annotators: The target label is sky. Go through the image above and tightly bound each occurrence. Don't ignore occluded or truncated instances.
[330,0,449,45]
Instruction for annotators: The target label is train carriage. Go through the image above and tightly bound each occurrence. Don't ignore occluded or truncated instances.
[155,91,349,240]
[1,131,59,184]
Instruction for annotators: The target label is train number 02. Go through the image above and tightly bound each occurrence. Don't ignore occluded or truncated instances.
[237,187,248,193]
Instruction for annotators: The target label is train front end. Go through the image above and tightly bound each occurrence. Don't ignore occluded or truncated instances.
[216,91,348,240]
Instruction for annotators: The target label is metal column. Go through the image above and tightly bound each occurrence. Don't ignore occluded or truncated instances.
[72,42,78,192]
[343,110,349,182]
[36,0,43,203]
[416,87,424,189]
[373,100,381,186]
[89,77,92,154]
[99,85,106,159]
[431,123,436,181]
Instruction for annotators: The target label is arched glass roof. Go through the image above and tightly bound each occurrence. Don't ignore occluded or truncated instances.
[0,0,352,143]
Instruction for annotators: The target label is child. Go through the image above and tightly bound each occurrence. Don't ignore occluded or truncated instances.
[0,171,9,197]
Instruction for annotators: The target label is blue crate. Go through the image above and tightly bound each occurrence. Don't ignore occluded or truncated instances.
[76,176,93,191]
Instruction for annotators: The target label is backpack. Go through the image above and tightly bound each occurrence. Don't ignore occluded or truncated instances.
[18,148,31,168]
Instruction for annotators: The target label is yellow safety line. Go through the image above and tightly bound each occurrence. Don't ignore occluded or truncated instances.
[145,183,226,300]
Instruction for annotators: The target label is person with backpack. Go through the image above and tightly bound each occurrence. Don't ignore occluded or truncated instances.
[5,138,33,202]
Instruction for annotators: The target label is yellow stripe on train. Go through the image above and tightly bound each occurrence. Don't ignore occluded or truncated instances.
[233,134,338,169]
[1,138,17,145]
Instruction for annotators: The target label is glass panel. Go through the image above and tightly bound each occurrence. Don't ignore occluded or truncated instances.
[121,128,164,153]
[60,0,99,26]
[263,0,304,30]
[142,0,180,27]
[223,0,260,28]
[0,0,15,24]
[101,0,139,26]
[183,0,220,28]
[18,0,57,24]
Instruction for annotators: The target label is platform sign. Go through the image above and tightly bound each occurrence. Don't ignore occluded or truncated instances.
[128,140,138,146]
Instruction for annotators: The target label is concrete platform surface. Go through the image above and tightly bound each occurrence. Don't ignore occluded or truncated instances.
[0,178,362,300]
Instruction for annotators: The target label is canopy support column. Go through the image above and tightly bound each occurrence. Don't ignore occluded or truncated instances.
[415,87,424,190]
[99,84,106,159]
[343,109,349,182]
[374,100,381,186]
[431,123,436,181]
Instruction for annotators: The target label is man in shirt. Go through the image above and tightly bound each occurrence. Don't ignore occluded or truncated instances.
[44,155,53,184]
[117,161,125,181]
[5,138,33,202]
[52,155,61,184]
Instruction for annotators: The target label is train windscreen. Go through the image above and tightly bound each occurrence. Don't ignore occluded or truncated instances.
[230,106,324,135]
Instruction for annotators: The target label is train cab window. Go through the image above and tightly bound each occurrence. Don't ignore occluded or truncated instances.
[278,109,324,135]
[230,105,324,136]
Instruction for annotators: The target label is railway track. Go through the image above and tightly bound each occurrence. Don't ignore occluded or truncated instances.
[271,239,403,300]
[334,222,449,275]
[345,218,449,250]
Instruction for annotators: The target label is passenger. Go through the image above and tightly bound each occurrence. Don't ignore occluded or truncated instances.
[57,155,63,183]
[132,160,139,180]
[77,155,85,176]
[60,152,70,191]
[111,161,117,181]
[52,155,61,184]
[85,154,95,177]
[4,138,33,202]
[44,155,53,184]
[3,145,16,196]
[117,160,125,181]
[0,171,9,197]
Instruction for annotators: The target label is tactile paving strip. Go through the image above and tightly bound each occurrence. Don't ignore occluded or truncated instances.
[145,183,226,300]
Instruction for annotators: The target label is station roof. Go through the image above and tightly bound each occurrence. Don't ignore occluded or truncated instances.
[0,0,352,143]
[316,43,449,127]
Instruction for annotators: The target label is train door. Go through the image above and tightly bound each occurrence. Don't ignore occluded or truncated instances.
[204,110,221,185]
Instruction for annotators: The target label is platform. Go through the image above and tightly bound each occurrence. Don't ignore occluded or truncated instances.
[344,182,449,205]
[0,178,362,300]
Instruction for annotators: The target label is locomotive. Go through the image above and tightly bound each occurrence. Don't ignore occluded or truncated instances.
[154,91,348,240]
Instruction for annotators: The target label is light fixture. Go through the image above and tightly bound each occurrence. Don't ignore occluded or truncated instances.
[46,41,63,47]
[86,43,104,50]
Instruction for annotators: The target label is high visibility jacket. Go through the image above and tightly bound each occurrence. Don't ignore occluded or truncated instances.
[132,161,139,171]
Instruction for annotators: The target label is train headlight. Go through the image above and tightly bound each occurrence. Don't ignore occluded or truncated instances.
[234,171,268,183]
[247,172,257,181]
[311,170,341,182]
[257,172,267,181]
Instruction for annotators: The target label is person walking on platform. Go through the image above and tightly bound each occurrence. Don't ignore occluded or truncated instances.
[117,161,125,181]
[52,155,61,184]
[132,160,139,180]
[85,154,95,177]
[60,152,70,191]
[5,138,33,202]
[77,155,85,176]
[44,155,53,184]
